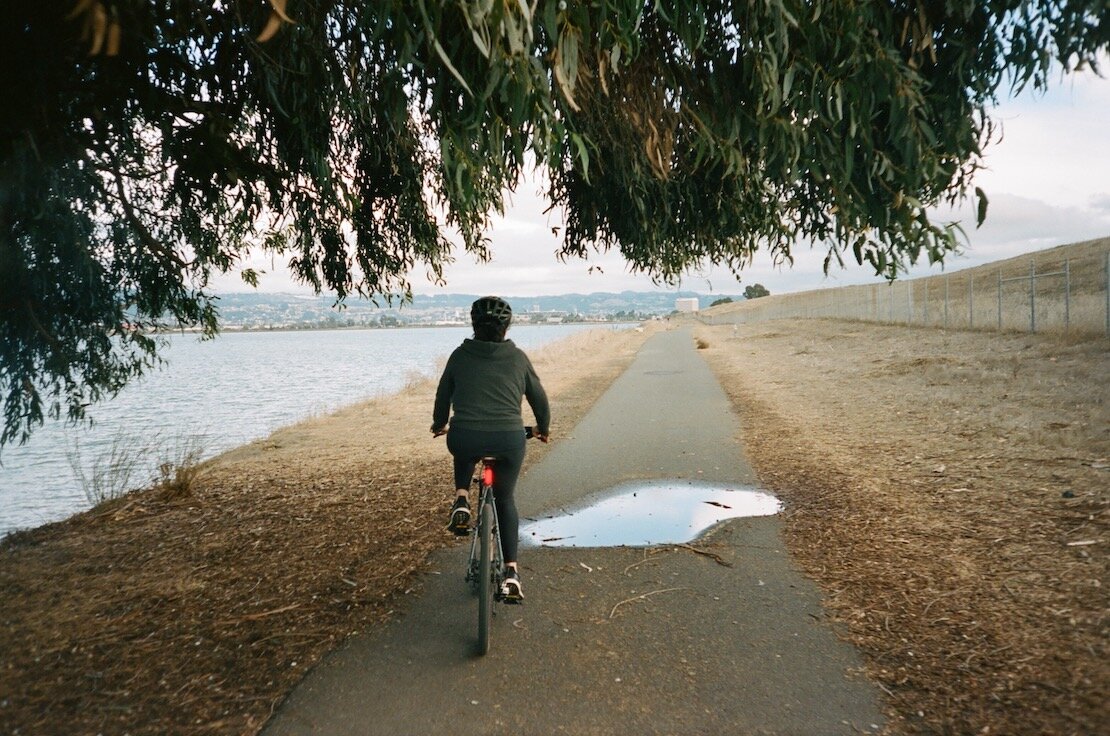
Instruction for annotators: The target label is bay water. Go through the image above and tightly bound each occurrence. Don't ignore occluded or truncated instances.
[0,324,619,537]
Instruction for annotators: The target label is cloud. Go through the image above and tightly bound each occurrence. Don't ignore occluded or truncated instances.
[1089,193,1110,213]
[976,65,1110,209]
[918,194,1110,276]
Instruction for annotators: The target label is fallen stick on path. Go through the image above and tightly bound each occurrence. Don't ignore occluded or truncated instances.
[672,543,733,567]
[609,587,685,619]
[623,549,666,576]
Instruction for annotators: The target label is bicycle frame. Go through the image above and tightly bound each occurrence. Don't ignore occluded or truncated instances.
[454,427,534,655]
[465,457,505,655]
[465,459,506,589]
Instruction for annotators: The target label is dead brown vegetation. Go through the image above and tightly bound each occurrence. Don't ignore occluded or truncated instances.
[0,325,655,735]
[697,319,1109,735]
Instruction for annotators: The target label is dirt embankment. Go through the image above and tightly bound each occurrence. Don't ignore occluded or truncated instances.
[2,317,1106,736]
[0,325,656,736]
[696,319,1108,735]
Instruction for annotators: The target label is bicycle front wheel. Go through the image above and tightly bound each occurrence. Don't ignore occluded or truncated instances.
[477,498,493,656]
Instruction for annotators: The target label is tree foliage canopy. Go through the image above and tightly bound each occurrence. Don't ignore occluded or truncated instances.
[743,283,770,299]
[2,0,1107,445]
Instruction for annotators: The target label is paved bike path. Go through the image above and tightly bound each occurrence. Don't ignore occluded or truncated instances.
[264,327,884,735]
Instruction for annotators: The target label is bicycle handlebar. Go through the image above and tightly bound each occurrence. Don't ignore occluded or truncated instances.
[431,425,547,442]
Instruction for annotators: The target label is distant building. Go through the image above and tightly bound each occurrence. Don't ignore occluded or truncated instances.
[675,298,699,313]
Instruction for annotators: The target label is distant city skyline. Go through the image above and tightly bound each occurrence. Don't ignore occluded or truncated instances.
[211,65,1110,299]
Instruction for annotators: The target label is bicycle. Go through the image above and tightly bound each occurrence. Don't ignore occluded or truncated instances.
[462,426,534,655]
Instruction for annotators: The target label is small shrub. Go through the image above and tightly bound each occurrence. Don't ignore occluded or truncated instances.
[68,433,146,506]
[69,432,207,506]
[154,435,207,498]
[696,338,710,349]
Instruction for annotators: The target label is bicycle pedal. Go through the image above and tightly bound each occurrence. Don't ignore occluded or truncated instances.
[499,583,524,604]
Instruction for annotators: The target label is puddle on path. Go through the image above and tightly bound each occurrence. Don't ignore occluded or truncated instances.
[520,480,782,548]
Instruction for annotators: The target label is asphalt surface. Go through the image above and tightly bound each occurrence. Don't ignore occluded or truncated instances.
[263,327,884,735]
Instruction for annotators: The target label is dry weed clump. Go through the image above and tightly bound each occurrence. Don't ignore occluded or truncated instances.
[0,324,652,736]
[698,319,1108,735]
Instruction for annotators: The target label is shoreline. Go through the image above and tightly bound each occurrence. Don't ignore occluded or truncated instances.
[0,324,658,735]
[0,322,644,540]
[172,319,651,335]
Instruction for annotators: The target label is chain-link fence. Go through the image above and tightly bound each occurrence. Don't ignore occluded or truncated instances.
[701,237,1110,337]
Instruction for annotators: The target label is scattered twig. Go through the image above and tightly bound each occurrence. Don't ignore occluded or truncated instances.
[623,550,666,576]
[216,603,300,625]
[922,591,958,616]
[671,542,732,567]
[249,632,326,648]
[609,587,685,619]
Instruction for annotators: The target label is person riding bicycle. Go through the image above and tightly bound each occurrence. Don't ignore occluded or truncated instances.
[431,296,550,602]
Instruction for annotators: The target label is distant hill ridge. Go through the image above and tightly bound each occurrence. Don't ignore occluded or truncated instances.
[215,290,739,313]
[213,290,741,328]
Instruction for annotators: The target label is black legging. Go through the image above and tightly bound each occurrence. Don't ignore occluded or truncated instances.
[446,428,526,562]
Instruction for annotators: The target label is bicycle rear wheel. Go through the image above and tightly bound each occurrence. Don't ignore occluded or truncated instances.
[477,497,493,655]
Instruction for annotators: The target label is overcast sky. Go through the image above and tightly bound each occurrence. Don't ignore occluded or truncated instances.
[213,65,1110,299]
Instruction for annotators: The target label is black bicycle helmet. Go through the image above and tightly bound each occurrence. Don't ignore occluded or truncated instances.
[471,295,513,326]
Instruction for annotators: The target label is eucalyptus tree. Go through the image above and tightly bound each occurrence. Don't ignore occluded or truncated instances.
[2,0,1106,445]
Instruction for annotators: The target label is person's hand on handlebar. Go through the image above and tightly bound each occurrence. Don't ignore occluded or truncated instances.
[430,424,447,437]
[523,426,549,443]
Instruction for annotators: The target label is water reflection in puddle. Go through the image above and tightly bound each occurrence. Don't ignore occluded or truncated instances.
[521,480,782,547]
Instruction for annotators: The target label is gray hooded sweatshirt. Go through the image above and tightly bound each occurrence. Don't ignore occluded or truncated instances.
[433,339,550,434]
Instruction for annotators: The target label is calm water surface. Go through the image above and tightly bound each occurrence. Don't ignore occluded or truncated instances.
[521,481,782,547]
[0,324,619,537]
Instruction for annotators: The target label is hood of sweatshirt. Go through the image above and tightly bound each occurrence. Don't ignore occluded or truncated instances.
[460,338,517,356]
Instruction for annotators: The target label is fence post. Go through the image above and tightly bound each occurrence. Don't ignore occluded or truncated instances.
[1064,259,1071,332]
[969,274,974,329]
[1106,252,1110,336]
[998,269,1002,331]
[944,275,949,329]
[1030,260,1036,333]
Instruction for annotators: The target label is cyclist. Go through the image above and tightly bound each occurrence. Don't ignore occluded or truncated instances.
[431,296,550,602]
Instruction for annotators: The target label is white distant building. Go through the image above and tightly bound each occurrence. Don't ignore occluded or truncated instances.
[674,297,699,313]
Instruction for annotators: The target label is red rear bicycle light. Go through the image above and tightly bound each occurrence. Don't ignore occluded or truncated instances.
[482,466,494,486]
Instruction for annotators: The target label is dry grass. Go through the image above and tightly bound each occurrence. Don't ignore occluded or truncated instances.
[697,319,1109,735]
[6,315,1103,734]
[705,237,1110,336]
[0,324,655,736]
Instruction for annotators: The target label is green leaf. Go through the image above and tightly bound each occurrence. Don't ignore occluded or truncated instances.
[974,186,989,227]
[571,132,590,181]
[432,39,474,96]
